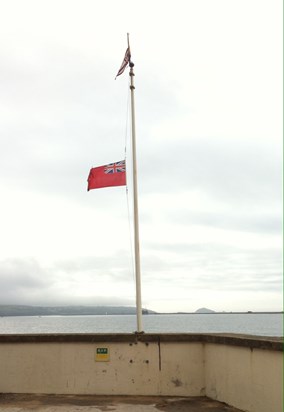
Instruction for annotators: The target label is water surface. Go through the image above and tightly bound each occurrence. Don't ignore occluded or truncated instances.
[0,313,282,336]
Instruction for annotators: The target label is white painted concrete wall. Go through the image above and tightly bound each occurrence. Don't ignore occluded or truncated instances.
[205,343,283,412]
[0,338,282,412]
[0,341,204,396]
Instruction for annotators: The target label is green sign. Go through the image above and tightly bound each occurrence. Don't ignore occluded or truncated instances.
[95,347,110,361]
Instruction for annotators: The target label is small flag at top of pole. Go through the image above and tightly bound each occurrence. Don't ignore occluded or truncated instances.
[115,34,131,79]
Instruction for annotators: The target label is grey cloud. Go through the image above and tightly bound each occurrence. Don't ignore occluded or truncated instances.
[138,73,181,131]
[0,258,49,289]
[169,210,282,235]
[55,251,134,282]
[140,242,282,292]
[0,39,280,216]
[0,257,134,306]
[0,258,52,304]
[138,137,281,206]
[0,1,281,313]
[0,45,128,198]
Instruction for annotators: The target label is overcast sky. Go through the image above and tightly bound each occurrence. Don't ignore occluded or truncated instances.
[0,0,282,313]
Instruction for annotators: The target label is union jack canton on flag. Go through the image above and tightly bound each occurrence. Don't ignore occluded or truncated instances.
[104,160,126,174]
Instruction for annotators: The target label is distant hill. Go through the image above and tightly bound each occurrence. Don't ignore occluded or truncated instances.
[195,307,215,313]
[0,305,156,317]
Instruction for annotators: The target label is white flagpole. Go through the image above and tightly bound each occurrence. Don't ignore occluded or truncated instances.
[128,34,143,333]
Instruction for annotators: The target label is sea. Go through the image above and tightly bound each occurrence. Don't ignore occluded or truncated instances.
[0,313,282,337]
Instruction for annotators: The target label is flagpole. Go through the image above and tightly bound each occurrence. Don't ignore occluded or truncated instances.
[128,38,143,333]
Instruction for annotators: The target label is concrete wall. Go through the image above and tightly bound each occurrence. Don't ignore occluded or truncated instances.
[205,343,283,412]
[0,339,204,396]
[0,334,282,412]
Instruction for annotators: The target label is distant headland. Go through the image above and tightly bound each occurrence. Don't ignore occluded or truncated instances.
[0,305,155,317]
[0,305,282,317]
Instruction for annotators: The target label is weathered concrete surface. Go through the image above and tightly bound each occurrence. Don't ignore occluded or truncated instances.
[0,394,244,411]
[0,333,282,351]
[0,335,282,411]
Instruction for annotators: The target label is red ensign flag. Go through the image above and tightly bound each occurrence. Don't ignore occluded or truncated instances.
[87,160,126,191]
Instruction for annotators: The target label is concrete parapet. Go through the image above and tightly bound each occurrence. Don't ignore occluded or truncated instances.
[0,333,282,412]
